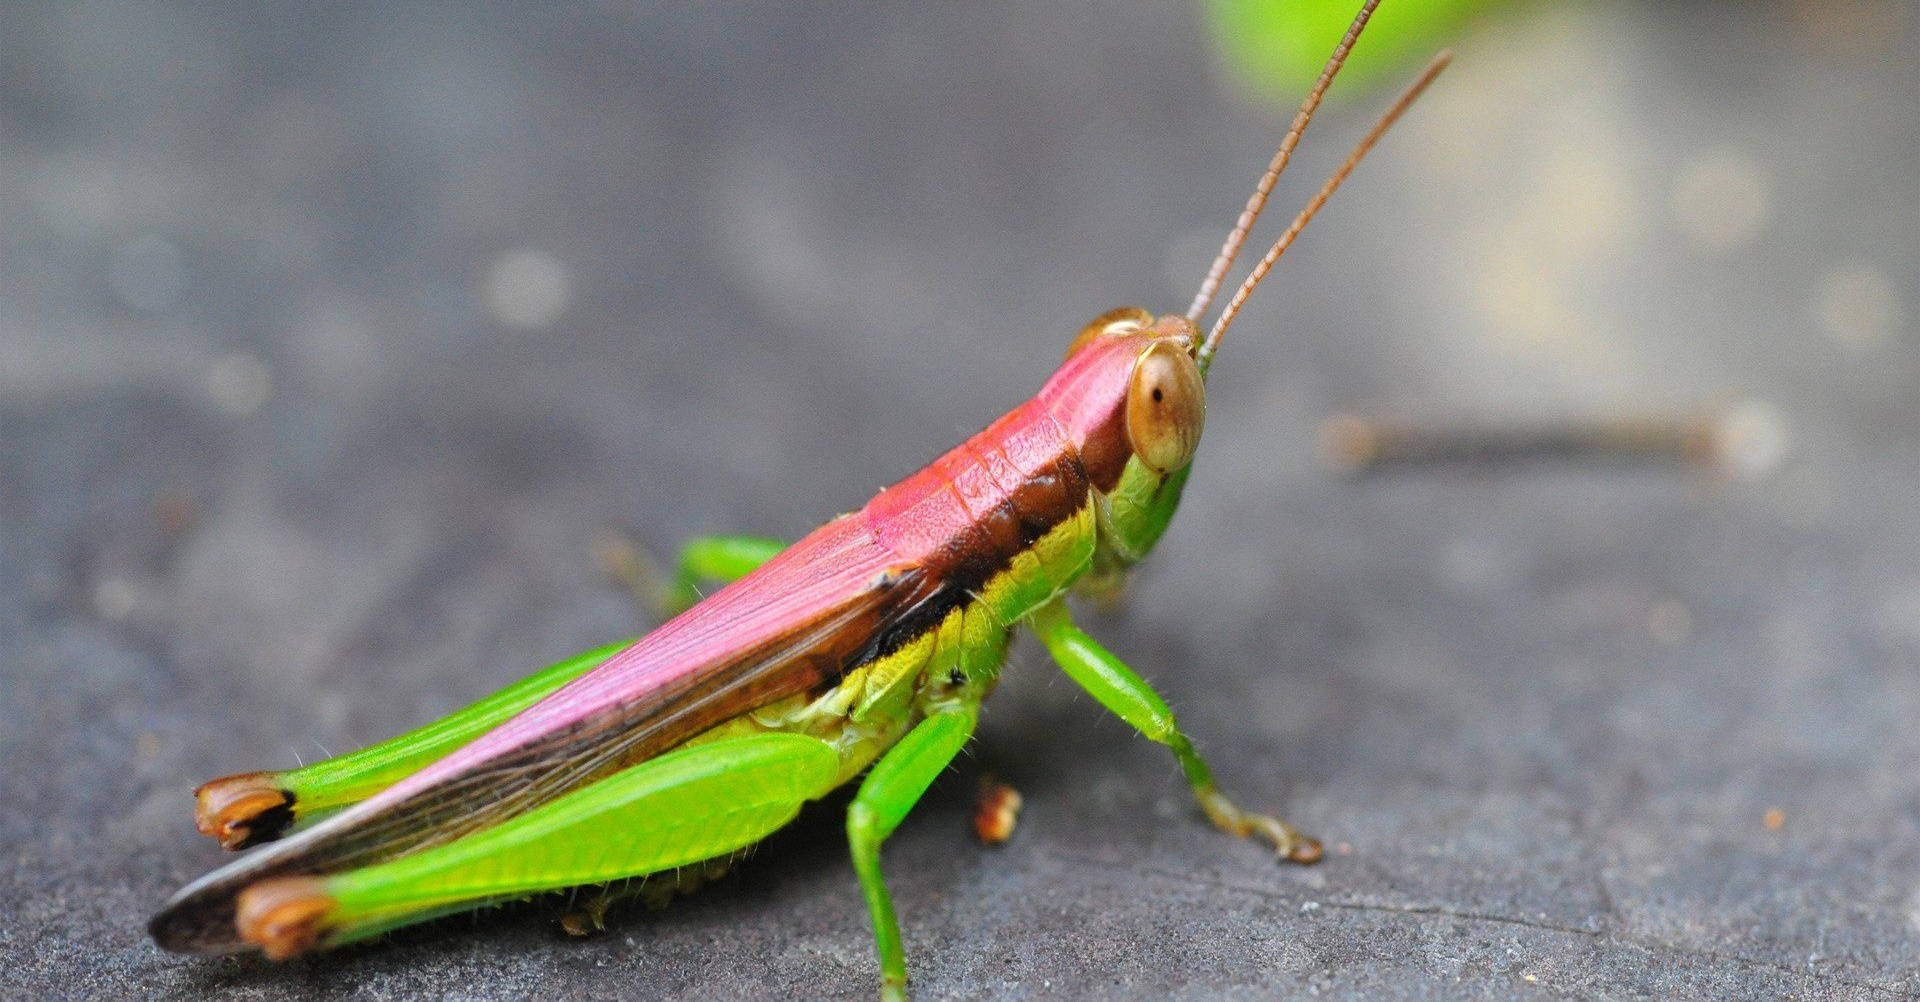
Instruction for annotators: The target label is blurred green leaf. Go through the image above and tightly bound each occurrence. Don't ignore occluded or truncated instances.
[1203,0,1504,101]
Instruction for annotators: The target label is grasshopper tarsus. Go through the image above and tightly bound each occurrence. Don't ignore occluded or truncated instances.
[1196,785,1323,863]
[972,778,1024,846]
[1285,835,1326,865]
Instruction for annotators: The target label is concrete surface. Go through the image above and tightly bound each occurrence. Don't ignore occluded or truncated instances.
[3,2,1917,999]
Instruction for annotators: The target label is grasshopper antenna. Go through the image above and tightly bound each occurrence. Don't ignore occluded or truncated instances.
[1196,49,1451,371]
[1184,0,1381,326]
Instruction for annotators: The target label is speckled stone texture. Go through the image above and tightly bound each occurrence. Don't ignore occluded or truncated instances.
[3,3,1916,1000]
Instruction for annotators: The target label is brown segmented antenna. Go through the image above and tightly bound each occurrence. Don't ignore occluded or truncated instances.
[1184,0,1381,326]
[1196,49,1451,371]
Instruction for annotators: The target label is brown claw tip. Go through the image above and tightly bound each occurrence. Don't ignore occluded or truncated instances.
[236,877,336,960]
[1287,838,1326,865]
[559,910,601,938]
[194,773,295,850]
[972,779,1024,846]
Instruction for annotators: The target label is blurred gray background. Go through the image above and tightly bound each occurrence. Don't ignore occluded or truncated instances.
[3,2,1916,999]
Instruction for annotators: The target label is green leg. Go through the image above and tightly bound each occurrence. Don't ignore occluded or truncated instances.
[599,532,787,617]
[195,642,628,849]
[846,708,978,1002]
[669,535,787,610]
[1027,599,1321,863]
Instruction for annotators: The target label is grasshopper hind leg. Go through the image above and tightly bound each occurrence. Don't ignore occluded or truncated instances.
[186,642,628,850]
[224,733,844,957]
[194,531,786,853]
[194,772,296,850]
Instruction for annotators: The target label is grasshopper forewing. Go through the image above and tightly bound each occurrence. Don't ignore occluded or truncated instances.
[151,2,1449,997]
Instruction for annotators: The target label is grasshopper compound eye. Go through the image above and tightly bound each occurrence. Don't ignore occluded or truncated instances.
[1066,306,1153,360]
[1125,340,1205,474]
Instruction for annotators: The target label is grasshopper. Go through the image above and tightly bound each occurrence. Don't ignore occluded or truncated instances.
[150,3,1448,997]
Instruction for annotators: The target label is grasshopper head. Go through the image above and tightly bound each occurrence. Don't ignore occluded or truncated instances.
[1043,308,1206,573]
[1037,3,1450,578]
[1042,22,1452,580]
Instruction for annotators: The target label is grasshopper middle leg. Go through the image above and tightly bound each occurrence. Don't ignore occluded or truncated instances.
[599,532,787,617]
[846,707,979,1002]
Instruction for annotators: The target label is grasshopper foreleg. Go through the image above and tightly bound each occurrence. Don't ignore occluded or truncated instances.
[1028,599,1321,863]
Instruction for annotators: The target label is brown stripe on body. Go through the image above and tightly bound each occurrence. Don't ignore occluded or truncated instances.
[861,437,1091,660]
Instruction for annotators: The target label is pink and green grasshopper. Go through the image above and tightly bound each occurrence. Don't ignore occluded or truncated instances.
[150,4,1447,998]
